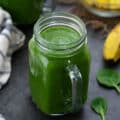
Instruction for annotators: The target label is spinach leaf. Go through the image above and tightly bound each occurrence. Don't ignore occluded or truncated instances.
[91,97,107,120]
[96,69,120,93]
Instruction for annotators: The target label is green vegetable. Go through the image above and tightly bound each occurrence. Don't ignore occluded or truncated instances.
[96,69,120,93]
[91,97,107,120]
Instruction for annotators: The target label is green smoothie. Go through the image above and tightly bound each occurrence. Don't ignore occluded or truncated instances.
[41,26,80,44]
[29,25,90,114]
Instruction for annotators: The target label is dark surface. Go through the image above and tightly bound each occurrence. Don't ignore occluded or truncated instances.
[0,5,120,120]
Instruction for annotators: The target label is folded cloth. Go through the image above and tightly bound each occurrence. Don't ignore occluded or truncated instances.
[0,7,25,120]
[0,7,25,89]
[0,114,5,120]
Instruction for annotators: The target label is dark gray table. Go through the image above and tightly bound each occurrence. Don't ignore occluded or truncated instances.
[0,5,120,120]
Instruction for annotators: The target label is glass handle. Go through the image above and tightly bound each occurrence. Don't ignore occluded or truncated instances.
[42,0,57,12]
[66,64,83,111]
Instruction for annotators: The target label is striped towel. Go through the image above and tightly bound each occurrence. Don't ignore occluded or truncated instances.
[0,7,25,120]
[0,7,25,89]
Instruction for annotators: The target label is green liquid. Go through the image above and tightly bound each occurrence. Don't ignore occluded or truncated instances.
[41,26,80,44]
[29,26,90,114]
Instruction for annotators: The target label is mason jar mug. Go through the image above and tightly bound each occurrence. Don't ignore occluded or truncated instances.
[29,12,91,115]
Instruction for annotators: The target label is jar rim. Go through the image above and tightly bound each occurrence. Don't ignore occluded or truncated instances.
[34,12,87,51]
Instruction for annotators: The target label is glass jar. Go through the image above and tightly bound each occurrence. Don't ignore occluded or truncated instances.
[80,0,120,17]
[29,12,90,115]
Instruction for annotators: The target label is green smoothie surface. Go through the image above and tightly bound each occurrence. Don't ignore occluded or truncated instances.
[40,26,80,44]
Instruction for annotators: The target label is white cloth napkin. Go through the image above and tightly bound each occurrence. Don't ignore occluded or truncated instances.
[0,114,5,120]
[0,7,25,89]
[0,7,25,120]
